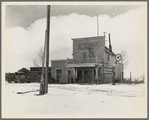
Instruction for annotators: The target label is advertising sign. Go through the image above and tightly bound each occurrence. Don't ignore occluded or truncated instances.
[115,54,122,61]
[104,67,113,75]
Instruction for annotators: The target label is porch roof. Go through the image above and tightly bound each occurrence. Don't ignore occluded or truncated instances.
[67,63,103,68]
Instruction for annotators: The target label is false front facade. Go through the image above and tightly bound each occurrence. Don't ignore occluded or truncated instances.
[51,35,123,84]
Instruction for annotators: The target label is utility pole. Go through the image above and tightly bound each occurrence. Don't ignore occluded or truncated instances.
[118,61,119,85]
[45,5,50,93]
[97,15,99,36]
[39,30,47,95]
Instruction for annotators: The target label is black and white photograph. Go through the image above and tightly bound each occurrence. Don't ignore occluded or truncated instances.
[2,2,147,118]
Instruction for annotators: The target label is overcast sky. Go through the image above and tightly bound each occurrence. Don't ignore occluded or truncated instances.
[6,5,141,29]
[3,2,147,80]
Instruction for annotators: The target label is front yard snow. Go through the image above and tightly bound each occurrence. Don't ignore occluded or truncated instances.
[2,83,147,118]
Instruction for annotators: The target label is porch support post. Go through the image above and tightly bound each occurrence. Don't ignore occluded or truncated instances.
[72,68,75,83]
[75,69,77,82]
[92,70,94,84]
[82,70,84,83]
[96,67,98,84]
[68,69,71,83]
[101,67,103,83]
[99,67,102,84]
[103,65,105,83]
[66,58,69,83]
[67,69,69,83]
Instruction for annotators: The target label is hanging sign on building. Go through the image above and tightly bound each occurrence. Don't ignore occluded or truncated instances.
[115,54,122,61]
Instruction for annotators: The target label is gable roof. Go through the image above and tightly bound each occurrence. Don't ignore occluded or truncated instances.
[30,67,51,72]
[17,68,30,73]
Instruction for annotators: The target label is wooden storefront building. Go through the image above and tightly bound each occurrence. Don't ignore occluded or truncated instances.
[51,35,123,84]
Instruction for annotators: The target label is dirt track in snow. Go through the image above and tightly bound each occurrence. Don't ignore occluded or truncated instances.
[2,83,147,118]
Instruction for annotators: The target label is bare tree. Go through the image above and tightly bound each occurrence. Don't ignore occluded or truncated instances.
[120,50,129,68]
[32,47,45,68]
[32,46,46,95]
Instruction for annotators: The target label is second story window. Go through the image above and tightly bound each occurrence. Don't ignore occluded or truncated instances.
[83,52,87,58]
[107,55,110,61]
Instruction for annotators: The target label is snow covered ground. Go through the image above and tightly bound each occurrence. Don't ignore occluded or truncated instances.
[2,82,147,118]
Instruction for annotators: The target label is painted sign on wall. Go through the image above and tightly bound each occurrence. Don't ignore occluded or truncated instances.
[78,42,99,50]
[73,37,105,61]
[104,67,113,75]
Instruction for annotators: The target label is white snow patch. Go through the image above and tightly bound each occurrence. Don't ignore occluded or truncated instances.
[2,83,147,118]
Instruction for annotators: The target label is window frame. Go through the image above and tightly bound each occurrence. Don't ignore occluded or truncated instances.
[107,54,110,61]
[83,52,87,58]
[55,68,63,79]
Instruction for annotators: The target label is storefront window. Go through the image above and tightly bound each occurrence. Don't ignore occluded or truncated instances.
[56,69,62,78]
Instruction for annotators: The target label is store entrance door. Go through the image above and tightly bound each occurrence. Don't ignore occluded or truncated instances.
[77,70,82,83]
[84,70,92,83]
